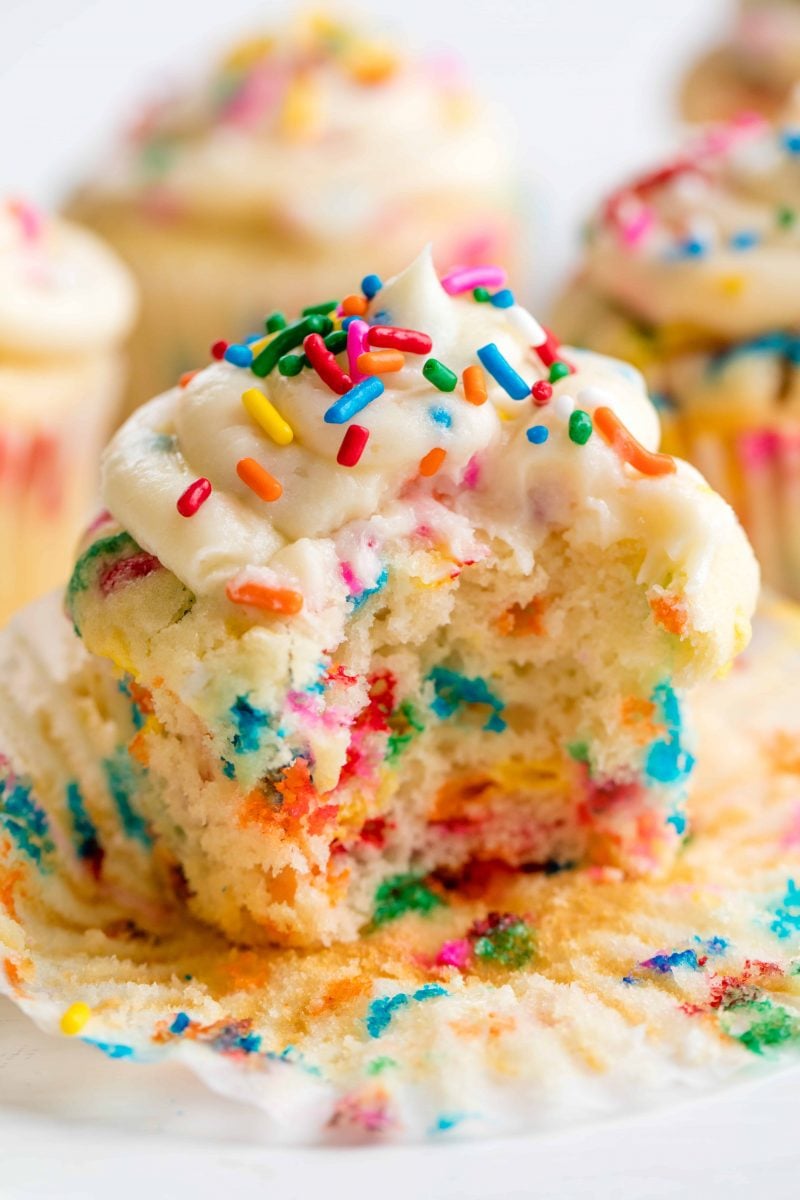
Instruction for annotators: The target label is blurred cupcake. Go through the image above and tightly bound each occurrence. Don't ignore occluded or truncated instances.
[69,13,520,414]
[0,199,136,624]
[553,105,800,596]
[682,1,800,121]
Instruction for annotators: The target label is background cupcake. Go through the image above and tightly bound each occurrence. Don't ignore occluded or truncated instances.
[69,13,520,414]
[0,199,136,625]
[553,105,800,597]
[681,0,800,121]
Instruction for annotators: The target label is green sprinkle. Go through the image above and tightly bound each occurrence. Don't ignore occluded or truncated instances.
[367,1056,397,1075]
[777,206,796,229]
[278,354,304,377]
[372,873,444,927]
[252,315,333,377]
[422,358,458,392]
[567,740,590,764]
[386,701,425,761]
[324,330,348,355]
[473,287,491,302]
[265,312,287,334]
[725,999,800,1055]
[471,914,536,969]
[302,300,339,316]
[549,361,571,383]
[568,410,593,445]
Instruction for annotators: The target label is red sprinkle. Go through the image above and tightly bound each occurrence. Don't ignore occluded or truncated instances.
[177,477,212,517]
[531,380,553,406]
[211,340,228,360]
[337,424,369,467]
[99,552,161,597]
[304,332,352,395]
[367,326,433,355]
[534,329,561,368]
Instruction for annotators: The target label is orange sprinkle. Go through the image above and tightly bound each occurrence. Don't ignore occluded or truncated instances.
[226,579,303,615]
[179,369,200,388]
[236,457,283,502]
[3,958,23,994]
[128,730,150,767]
[419,447,446,477]
[649,592,688,637]
[594,406,676,476]
[462,364,488,406]
[356,349,405,374]
[342,294,368,317]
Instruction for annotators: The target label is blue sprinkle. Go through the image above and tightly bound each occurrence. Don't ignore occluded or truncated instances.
[641,948,700,973]
[770,879,800,939]
[361,273,383,299]
[667,809,687,836]
[324,376,384,424]
[780,128,800,155]
[341,315,357,330]
[671,236,707,259]
[102,749,151,846]
[0,775,54,867]
[66,781,101,865]
[238,1033,263,1054]
[243,332,263,345]
[431,1113,467,1133]
[429,406,452,428]
[83,1039,135,1060]
[490,288,515,308]
[477,342,530,400]
[349,566,388,611]
[428,667,506,732]
[170,1012,191,1034]
[622,975,639,986]
[366,984,447,1038]
[224,343,254,368]
[526,424,549,444]
[229,696,269,755]
[221,758,236,780]
[372,309,391,325]
[729,230,759,251]
[645,681,695,785]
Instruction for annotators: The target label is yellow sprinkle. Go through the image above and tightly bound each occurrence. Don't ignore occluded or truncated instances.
[280,74,322,141]
[343,40,398,85]
[242,388,294,446]
[719,274,745,297]
[222,35,274,72]
[60,1001,92,1036]
[248,334,272,357]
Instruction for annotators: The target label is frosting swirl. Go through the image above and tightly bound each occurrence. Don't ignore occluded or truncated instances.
[0,200,137,360]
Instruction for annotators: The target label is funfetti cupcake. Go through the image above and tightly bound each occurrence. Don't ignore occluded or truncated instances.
[682,1,800,121]
[0,200,136,625]
[553,104,800,597]
[69,14,520,416]
[63,249,758,950]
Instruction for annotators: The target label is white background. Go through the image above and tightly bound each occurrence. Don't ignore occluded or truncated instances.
[0,0,728,303]
[4,2,782,1196]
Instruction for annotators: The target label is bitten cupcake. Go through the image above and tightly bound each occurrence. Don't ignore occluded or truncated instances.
[0,199,136,625]
[69,14,520,415]
[63,249,757,949]
[682,0,800,121]
[553,105,800,596]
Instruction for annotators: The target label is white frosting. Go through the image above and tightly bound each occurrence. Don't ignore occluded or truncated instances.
[0,202,137,359]
[81,23,514,239]
[102,250,756,639]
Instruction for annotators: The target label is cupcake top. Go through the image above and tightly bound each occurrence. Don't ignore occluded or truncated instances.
[76,249,757,686]
[0,199,136,361]
[78,15,514,239]
[577,104,800,340]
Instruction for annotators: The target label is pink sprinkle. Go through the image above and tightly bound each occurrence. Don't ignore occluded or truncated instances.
[220,65,282,129]
[177,477,212,517]
[619,205,655,247]
[347,318,370,383]
[440,265,507,295]
[462,454,481,489]
[8,199,43,242]
[436,939,472,969]
[340,562,362,593]
[86,508,114,535]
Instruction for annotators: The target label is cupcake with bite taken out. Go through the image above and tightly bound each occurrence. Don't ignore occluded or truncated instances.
[69,13,521,416]
[0,199,136,625]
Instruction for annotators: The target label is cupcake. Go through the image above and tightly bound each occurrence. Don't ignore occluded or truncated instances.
[0,199,136,625]
[553,105,800,596]
[69,14,520,415]
[60,249,757,949]
[682,1,800,121]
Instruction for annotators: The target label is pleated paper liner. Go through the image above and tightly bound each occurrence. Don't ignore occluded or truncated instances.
[2,592,800,1143]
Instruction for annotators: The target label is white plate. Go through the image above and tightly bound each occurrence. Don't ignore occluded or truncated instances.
[1,994,798,1200]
